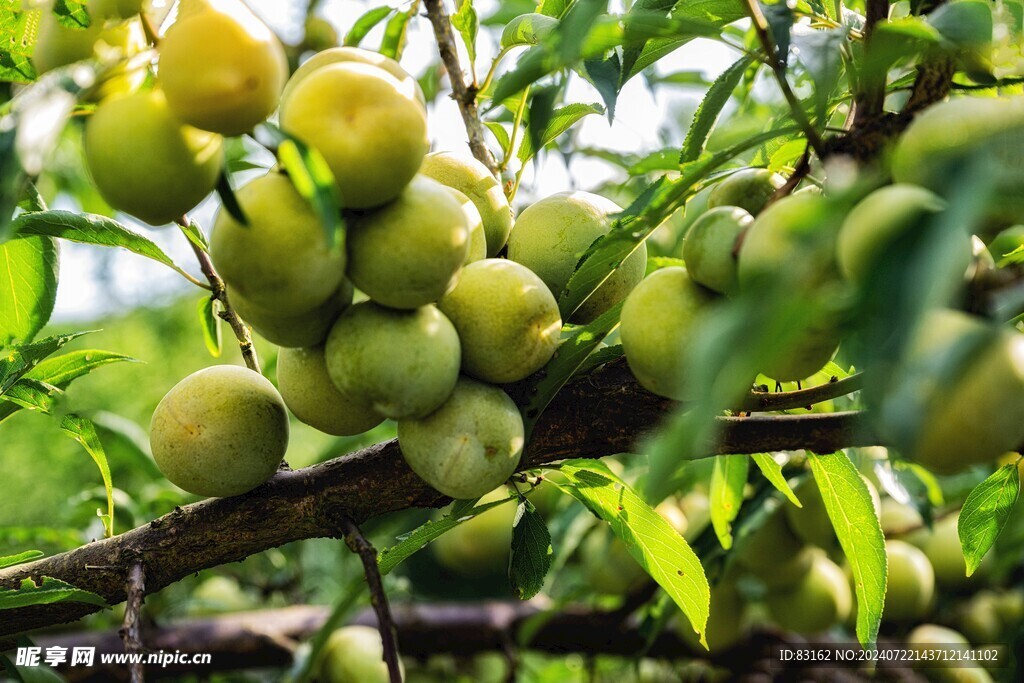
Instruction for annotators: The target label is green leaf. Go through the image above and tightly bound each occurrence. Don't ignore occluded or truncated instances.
[519,301,622,437]
[509,500,553,600]
[484,121,511,153]
[523,83,561,168]
[0,330,91,395]
[958,463,1020,576]
[580,53,621,120]
[807,452,886,647]
[500,12,558,47]
[0,5,40,83]
[260,124,345,250]
[379,4,414,60]
[0,236,59,347]
[197,297,222,358]
[518,102,604,164]
[751,453,801,506]
[680,55,754,163]
[451,0,479,65]
[215,170,248,227]
[0,550,43,569]
[928,0,993,48]
[8,210,200,285]
[343,6,393,47]
[0,576,106,611]
[762,2,794,68]
[52,0,91,29]
[60,414,114,537]
[709,454,748,549]
[178,218,210,253]
[537,0,571,18]
[555,460,710,648]
[378,494,516,575]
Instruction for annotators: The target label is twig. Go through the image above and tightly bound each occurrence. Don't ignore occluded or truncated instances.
[739,373,864,412]
[742,0,826,157]
[178,218,261,373]
[139,12,160,47]
[338,516,402,683]
[852,0,891,127]
[423,0,501,178]
[118,562,145,683]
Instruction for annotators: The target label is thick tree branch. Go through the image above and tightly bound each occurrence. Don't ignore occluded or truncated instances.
[338,517,401,683]
[0,362,878,640]
[423,0,501,177]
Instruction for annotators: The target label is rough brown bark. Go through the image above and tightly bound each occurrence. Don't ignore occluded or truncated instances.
[0,362,876,641]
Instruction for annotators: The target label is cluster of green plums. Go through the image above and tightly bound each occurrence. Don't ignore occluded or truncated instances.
[622,94,1024,476]
[120,2,654,500]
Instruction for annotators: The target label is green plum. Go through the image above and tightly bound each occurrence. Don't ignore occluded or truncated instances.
[619,266,717,400]
[397,379,524,499]
[508,191,647,322]
[447,188,487,264]
[883,539,935,622]
[735,508,815,588]
[346,176,470,309]
[419,151,513,256]
[150,365,289,497]
[766,552,852,634]
[210,171,346,313]
[682,206,753,296]
[433,488,516,575]
[319,626,400,683]
[324,302,460,420]
[437,259,561,384]
[707,168,786,216]
[232,281,352,349]
[277,345,384,437]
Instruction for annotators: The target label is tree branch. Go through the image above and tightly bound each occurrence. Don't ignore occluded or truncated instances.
[338,517,401,683]
[118,562,145,683]
[739,373,864,412]
[423,0,501,177]
[0,362,878,640]
[179,220,261,373]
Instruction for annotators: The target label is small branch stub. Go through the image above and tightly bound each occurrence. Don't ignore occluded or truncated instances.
[119,562,146,683]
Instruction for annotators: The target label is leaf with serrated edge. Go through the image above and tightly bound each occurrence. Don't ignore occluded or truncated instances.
[0,235,59,347]
[0,550,43,569]
[555,459,710,648]
[807,451,886,647]
[751,453,801,507]
[509,500,553,600]
[0,330,92,395]
[710,454,748,549]
[0,576,106,611]
[959,463,1020,576]
[680,55,753,163]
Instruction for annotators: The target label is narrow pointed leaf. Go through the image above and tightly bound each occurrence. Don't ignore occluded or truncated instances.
[959,463,1020,576]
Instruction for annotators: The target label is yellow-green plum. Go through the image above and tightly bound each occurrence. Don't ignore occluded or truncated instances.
[883,539,935,622]
[735,509,814,589]
[508,191,647,322]
[879,498,925,537]
[346,176,469,309]
[580,526,650,596]
[916,513,981,591]
[210,172,345,313]
[31,5,103,75]
[84,89,223,226]
[679,491,711,543]
[737,193,842,381]
[280,46,425,117]
[397,379,524,499]
[150,365,289,497]
[325,302,460,419]
[766,553,853,634]
[880,310,1024,474]
[677,581,746,654]
[437,259,561,383]
[419,151,513,256]
[837,184,953,283]
[158,0,288,135]
[907,625,994,683]
[190,576,257,614]
[707,168,786,216]
[619,266,716,400]
[86,18,148,101]
[526,471,566,519]
[302,16,338,53]
[91,0,144,19]
[433,488,516,574]
[987,224,1024,261]
[447,188,487,264]
[232,281,352,349]
[957,591,1004,645]
[277,345,384,437]
[280,62,428,208]
[892,95,1024,230]
[319,626,400,683]
[682,206,753,296]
